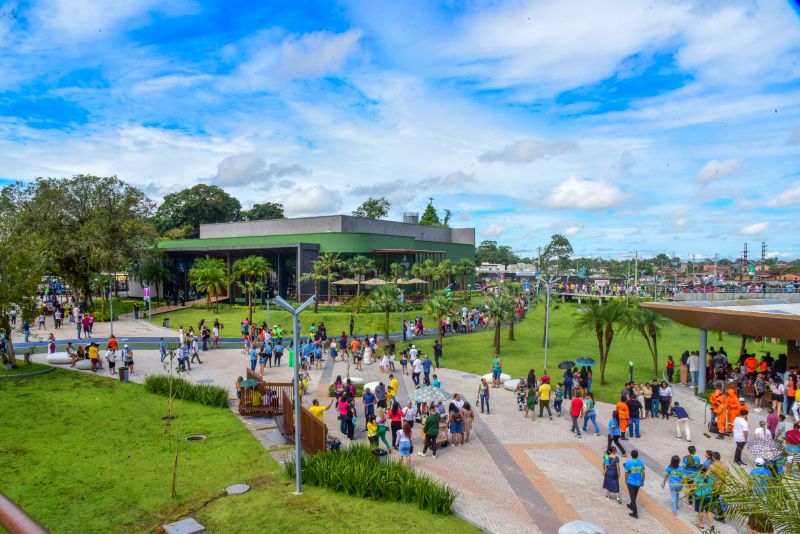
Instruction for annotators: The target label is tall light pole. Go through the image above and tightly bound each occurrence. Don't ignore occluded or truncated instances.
[536,274,560,370]
[273,295,316,495]
[108,274,114,337]
[399,290,405,342]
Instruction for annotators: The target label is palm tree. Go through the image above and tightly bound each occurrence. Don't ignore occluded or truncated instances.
[348,255,376,308]
[574,299,628,385]
[503,282,524,341]
[188,256,228,312]
[232,255,272,323]
[317,252,345,304]
[437,258,456,288]
[455,258,476,304]
[485,292,515,353]
[411,259,440,294]
[426,290,453,347]
[623,304,669,379]
[388,262,406,285]
[369,284,402,343]
[299,259,328,313]
[133,255,175,303]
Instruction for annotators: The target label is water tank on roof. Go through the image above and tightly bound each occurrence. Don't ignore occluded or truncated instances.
[403,212,419,224]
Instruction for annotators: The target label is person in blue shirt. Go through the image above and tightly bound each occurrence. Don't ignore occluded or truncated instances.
[422,355,433,385]
[159,338,167,363]
[750,457,773,497]
[274,340,283,367]
[693,465,716,530]
[683,445,701,475]
[661,455,685,515]
[623,449,645,518]
[23,320,31,342]
[362,388,376,429]
[607,411,627,456]
[248,346,257,371]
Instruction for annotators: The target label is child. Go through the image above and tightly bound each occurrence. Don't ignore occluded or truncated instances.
[515,380,527,411]
[367,415,379,447]
[389,350,396,372]
[554,382,564,417]
[235,376,243,399]
[432,374,441,388]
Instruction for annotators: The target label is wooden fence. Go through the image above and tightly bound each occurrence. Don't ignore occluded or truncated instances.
[278,391,328,454]
[237,369,293,417]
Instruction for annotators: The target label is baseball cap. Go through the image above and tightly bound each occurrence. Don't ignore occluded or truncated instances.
[755,457,765,466]
[124,344,129,348]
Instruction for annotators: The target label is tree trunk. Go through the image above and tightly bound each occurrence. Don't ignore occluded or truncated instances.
[494,322,501,352]
[740,334,747,355]
[206,294,211,311]
[1,315,17,368]
[651,331,659,380]
[462,274,468,305]
[508,320,515,340]
[313,280,319,313]
[248,290,254,324]
[437,315,443,346]
[326,270,333,304]
[384,310,390,343]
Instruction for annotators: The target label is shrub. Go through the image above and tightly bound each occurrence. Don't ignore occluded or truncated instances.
[144,375,229,408]
[284,444,457,515]
[327,383,364,397]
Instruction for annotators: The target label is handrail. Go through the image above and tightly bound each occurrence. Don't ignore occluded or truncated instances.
[0,491,48,534]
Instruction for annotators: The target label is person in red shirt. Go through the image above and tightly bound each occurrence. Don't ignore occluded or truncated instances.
[569,396,584,438]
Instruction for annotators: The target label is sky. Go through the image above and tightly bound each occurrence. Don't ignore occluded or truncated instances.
[1,0,800,261]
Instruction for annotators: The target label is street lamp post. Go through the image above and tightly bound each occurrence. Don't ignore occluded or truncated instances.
[399,290,405,342]
[536,274,560,369]
[273,295,316,495]
[108,274,114,337]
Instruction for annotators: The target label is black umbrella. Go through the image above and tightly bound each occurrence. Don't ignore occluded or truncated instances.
[558,360,576,370]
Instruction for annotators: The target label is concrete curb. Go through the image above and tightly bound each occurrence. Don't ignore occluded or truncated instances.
[0,366,55,379]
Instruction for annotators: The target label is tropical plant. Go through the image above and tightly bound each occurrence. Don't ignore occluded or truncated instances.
[317,252,346,304]
[454,258,476,304]
[574,299,628,384]
[426,290,453,346]
[369,284,402,342]
[623,303,669,379]
[299,259,327,313]
[503,283,525,341]
[411,259,440,294]
[484,292,515,352]
[284,444,457,515]
[188,256,228,312]
[232,255,271,322]
[348,255,376,303]
[144,374,229,408]
[132,252,175,302]
[437,259,456,288]
[389,262,406,285]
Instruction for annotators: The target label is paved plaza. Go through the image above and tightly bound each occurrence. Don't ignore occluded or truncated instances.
[22,317,761,533]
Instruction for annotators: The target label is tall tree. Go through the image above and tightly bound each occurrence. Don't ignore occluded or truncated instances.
[419,199,450,227]
[369,284,402,343]
[623,304,669,379]
[426,290,453,347]
[388,262,406,285]
[155,184,241,238]
[241,202,284,221]
[232,255,271,323]
[455,258,476,304]
[13,175,156,302]
[188,256,228,312]
[485,292,515,352]
[352,197,390,219]
[475,240,520,265]
[437,259,456,288]
[0,184,46,367]
[543,234,574,274]
[299,259,327,313]
[411,259,440,294]
[503,282,524,341]
[348,255,376,303]
[574,299,628,385]
[132,251,174,303]
[317,252,345,304]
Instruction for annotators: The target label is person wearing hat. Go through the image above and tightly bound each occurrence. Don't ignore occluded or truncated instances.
[123,344,135,374]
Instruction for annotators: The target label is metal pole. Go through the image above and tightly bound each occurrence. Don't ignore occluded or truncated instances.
[544,283,551,369]
[699,328,708,394]
[267,298,271,326]
[109,274,114,337]
[292,312,302,494]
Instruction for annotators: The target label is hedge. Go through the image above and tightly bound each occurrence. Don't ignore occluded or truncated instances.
[144,374,229,408]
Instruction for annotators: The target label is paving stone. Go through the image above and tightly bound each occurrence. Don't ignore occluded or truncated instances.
[163,517,205,534]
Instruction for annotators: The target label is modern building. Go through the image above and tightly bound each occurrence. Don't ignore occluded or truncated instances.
[158,215,475,302]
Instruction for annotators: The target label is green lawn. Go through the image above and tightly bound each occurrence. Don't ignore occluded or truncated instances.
[0,371,472,533]
[409,301,776,404]
[0,362,50,375]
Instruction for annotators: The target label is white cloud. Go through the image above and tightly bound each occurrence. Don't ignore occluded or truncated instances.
[232,29,363,89]
[673,218,687,229]
[212,153,309,187]
[280,185,342,216]
[564,226,581,237]
[693,158,743,183]
[482,224,507,237]
[766,181,800,207]
[479,138,578,164]
[545,175,628,211]
[741,222,769,235]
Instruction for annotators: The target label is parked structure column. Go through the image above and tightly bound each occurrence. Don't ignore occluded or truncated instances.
[698,328,707,394]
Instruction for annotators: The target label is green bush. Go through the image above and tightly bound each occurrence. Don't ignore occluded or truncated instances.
[327,383,364,397]
[144,375,229,408]
[284,444,457,515]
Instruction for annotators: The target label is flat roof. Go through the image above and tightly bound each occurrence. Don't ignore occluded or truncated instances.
[642,299,800,339]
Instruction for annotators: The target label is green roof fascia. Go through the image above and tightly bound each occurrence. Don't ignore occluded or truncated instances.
[159,232,474,259]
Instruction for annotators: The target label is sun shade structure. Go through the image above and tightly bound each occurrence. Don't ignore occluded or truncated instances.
[332,278,359,285]
[404,278,429,284]
[363,278,386,286]
[642,299,800,370]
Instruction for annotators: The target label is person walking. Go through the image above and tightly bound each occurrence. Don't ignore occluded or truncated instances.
[538,379,553,420]
[418,406,440,459]
[661,455,684,516]
[624,450,645,519]
[433,341,442,368]
[733,409,749,465]
[478,378,491,414]
[422,354,433,385]
[388,401,403,449]
[397,422,413,465]
[491,354,502,388]
[569,394,583,438]
[607,411,627,456]
[411,355,423,387]
[582,393,600,435]
[602,447,622,503]
[693,466,716,531]
[671,401,692,442]
[616,396,630,440]
[524,382,537,420]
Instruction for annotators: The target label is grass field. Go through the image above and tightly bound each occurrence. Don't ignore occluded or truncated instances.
[408,301,774,404]
[0,371,473,533]
[0,362,50,375]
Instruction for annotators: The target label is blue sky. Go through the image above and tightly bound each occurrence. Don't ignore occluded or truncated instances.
[2,0,800,260]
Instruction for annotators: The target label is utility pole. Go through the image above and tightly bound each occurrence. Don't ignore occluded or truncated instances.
[740,243,748,283]
[761,241,767,271]
[634,250,639,288]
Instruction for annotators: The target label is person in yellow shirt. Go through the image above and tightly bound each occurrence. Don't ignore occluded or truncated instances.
[388,374,399,406]
[538,381,553,419]
[308,398,334,423]
[88,342,100,372]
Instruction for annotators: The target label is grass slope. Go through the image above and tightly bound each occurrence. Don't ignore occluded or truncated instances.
[0,362,50,375]
[0,371,472,533]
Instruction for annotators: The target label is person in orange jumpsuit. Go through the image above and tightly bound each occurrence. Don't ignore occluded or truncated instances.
[725,389,741,434]
[744,355,758,377]
[616,396,630,439]
[710,388,727,435]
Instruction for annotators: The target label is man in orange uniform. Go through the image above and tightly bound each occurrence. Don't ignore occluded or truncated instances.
[744,354,759,377]
[616,396,630,440]
[710,388,727,436]
[725,389,741,434]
